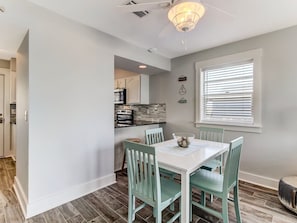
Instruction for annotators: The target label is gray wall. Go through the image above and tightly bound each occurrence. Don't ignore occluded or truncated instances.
[150,25,297,189]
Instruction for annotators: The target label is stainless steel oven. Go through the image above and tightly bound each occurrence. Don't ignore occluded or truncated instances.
[116,109,133,126]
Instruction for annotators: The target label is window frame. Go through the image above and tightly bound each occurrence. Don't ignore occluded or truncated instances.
[195,49,262,133]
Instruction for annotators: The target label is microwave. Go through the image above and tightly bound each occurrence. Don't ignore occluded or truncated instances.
[114,88,126,104]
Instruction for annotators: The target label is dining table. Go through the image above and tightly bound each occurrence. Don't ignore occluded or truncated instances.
[153,138,229,223]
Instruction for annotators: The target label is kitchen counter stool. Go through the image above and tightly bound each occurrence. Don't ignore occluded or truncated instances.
[122,138,141,171]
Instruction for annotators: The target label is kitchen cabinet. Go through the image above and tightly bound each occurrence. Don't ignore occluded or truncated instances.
[126,74,149,104]
[115,74,149,104]
[126,75,140,104]
[114,78,126,89]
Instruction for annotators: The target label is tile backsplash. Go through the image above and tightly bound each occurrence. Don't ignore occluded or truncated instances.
[115,104,166,122]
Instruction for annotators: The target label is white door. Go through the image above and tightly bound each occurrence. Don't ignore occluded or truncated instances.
[0,75,4,156]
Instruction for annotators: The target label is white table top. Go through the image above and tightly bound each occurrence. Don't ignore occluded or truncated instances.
[154,138,229,174]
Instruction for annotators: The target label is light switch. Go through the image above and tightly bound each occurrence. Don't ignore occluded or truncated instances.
[24,110,28,121]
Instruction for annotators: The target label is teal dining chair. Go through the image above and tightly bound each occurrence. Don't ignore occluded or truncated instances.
[124,140,181,223]
[145,127,165,145]
[190,136,244,223]
[198,126,224,202]
[198,126,225,174]
[145,128,177,180]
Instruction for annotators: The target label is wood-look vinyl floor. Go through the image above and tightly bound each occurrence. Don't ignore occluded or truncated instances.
[0,157,296,223]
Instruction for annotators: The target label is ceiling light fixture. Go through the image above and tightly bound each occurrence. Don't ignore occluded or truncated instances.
[0,6,5,13]
[139,65,147,69]
[168,1,205,32]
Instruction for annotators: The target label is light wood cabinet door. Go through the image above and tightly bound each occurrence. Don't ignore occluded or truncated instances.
[115,74,149,104]
[117,78,126,88]
[114,78,126,89]
[126,75,140,104]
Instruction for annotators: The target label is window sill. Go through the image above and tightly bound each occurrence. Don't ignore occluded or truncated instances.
[195,121,262,133]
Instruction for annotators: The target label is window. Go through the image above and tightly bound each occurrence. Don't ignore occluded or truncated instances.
[195,49,262,132]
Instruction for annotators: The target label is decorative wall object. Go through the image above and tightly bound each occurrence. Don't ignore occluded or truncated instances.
[178,75,188,103]
[178,98,187,103]
[178,76,187,82]
[179,84,187,95]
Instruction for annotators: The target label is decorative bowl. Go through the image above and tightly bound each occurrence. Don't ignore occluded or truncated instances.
[172,132,195,148]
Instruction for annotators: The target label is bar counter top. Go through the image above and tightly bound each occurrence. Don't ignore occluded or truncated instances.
[115,120,166,128]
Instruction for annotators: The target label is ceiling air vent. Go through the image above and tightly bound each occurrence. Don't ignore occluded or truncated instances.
[128,1,149,18]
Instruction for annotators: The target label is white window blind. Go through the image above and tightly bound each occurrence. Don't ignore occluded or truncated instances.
[201,60,254,124]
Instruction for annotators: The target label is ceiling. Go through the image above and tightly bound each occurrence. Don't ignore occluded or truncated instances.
[114,56,168,75]
[1,0,297,73]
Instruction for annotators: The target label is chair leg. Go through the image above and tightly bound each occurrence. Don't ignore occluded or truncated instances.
[222,197,229,223]
[190,186,193,222]
[234,185,242,223]
[201,191,206,206]
[128,194,135,222]
[121,152,126,171]
[169,174,175,211]
[156,208,162,223]
[219,154,223,174]
[210,194,214,203]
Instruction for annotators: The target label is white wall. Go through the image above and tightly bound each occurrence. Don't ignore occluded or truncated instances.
[150,25,297,189]
[15,31,29,210]
[6,0,171,218]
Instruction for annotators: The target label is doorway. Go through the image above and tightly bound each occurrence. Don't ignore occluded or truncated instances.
[0,67,11,158]
[0,74,4,156]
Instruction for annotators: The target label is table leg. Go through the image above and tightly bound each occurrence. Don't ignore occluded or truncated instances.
[180,172,190,222]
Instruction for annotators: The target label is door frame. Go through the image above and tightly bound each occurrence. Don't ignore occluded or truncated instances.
[0,68,11,157]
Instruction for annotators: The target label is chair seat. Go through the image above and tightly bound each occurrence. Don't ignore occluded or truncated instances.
[160,178,181,205]
[135,178,181,210]
[201,159,222,171]
[191,169,224,194]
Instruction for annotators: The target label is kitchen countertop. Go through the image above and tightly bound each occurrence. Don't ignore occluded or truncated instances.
[115,120,166,128]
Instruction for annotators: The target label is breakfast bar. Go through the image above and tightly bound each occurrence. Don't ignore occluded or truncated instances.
[114,103,166,171]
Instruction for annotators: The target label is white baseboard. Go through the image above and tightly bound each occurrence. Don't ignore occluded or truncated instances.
[239,170,279,190]
[13,177,28,217]
[10,155,16,162]
[14,173,116,219]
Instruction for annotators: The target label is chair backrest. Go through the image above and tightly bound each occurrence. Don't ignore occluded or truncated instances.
[223,136,244,190]
[145,127,165,145]
[198,126,224,142]
[124,140,161,206]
